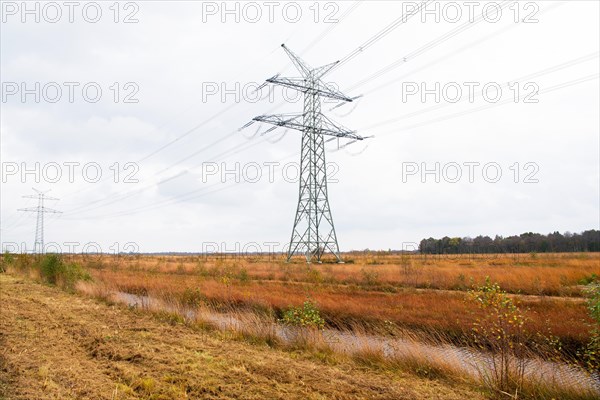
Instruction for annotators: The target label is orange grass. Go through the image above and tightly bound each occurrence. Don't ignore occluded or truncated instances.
[74,252,600,295]
[75,252,598,353]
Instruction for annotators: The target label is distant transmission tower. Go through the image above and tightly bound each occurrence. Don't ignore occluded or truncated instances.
[244,44,364,263]
[18,189,61,253]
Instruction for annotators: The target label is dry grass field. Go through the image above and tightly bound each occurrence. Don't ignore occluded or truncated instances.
[74,252,599,351]
[1,274,482,400]
[85,252,598,296]
[2,251,599,399]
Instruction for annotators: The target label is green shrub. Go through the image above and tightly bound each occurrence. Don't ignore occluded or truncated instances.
[39,254,62,283]
[582,282,600,373]
[281,299,325,329]
[179,288,204,308]
[3,251,14,263]
[37,254,91,290]
[238,267,250,283]
[1,251,15,272]
[579,273,598,285]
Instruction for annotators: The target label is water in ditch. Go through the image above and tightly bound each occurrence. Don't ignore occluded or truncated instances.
[114,291,600,394]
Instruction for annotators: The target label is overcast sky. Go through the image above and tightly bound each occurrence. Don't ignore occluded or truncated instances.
[1,0,599,254]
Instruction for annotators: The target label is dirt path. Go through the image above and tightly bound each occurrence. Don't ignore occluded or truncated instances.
[0,274,483,399]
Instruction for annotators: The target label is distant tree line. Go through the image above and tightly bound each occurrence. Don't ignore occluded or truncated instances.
[419,230,600,254]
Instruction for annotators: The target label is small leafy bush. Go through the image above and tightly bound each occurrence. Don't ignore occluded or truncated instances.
[582,282,600,374]
[37,254,91,290]
[468,277,527,396]
[0,251,14,272]
[179,287,204,308]
[238,267,250,283]
[281,299,325,329]
[579,273,598,285]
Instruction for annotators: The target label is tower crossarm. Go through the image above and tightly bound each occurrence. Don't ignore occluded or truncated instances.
[22,194,59,201]
[253,112,363,141]
[319,113,364,140]
[265,76,310,93]
[315,80,353,102]
[18,207,62,213]
[266,76,354,102]
[252,113,305,133]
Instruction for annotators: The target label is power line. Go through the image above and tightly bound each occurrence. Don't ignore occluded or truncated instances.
[62,53,594,220]
[137,1,365,165]
[345,0,513,92]
[57,4,406,217]
[57,71,599,222]
[372,73,599,137]
[49,1,570,221]
[335,0,433,71]
[329,0,564,111]
[56,6,365,214]
[360,51,599,132]
[299,1,364,56]
[61,150,300,221]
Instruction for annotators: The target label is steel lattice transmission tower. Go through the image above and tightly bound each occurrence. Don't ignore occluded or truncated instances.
[245,44,364,263]
[18,189,61,254]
